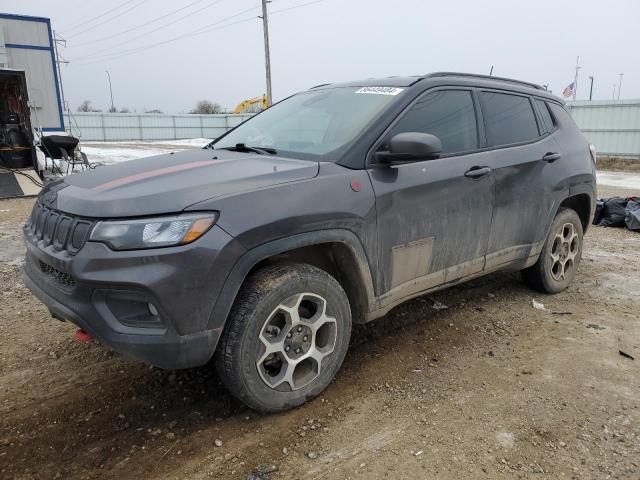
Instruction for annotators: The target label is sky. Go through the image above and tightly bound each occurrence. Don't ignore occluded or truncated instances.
[4,0,639,113]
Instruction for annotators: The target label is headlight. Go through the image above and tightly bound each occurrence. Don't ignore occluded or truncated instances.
[89,213,217,250]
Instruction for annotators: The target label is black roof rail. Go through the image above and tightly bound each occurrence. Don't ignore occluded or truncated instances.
[423,72,545,91]
[309,83,331,89]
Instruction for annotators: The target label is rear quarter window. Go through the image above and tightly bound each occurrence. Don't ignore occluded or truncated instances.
[534,99,555,132]
[548,102,578,130]
[480,92,540,147]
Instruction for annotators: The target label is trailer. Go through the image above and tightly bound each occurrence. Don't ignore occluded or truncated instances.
[0,12,67,199]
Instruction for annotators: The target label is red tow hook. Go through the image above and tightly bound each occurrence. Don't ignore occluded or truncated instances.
[74,329,93,343]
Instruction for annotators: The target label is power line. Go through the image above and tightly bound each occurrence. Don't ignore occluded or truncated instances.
[271,0,323,15]
[60,0,138,33]
[66,0,151,39]
[69,0,211,49]
[71,6,259,65]
[71,0,227,58]
[69,0,324,66]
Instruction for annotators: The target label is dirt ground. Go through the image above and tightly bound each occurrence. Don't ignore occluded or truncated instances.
[1,183,638,480]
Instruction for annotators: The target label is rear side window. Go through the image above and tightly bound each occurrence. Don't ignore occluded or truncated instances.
[480,92,540,147]
[390,89,478,155]
[534,99,555,132]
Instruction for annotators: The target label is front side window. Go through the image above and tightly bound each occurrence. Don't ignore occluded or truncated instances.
[389,89,478,155]
[213,87,402,158]
[480,92,540,147]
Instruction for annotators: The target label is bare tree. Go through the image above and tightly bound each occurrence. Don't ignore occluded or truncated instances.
[118,107,131,113]
[77,100,101,112]
[190,100,221,114]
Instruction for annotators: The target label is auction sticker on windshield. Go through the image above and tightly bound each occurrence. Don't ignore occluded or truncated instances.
[355,87,404,95]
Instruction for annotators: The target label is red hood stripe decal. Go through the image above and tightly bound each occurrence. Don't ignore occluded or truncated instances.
[93,160,219,191]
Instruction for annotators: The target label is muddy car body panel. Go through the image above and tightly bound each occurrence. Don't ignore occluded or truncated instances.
[23,72,596,371]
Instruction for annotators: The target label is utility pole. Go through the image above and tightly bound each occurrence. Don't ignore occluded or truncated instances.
[260,0,273,107]
[573,56,580,101]
[489,65,493,76]
[53,31,69,112]
[588,76,594,101]
[617,73,624,100]
[105,70,115,112]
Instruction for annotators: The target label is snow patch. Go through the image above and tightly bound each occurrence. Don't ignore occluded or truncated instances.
[597,171,640,190]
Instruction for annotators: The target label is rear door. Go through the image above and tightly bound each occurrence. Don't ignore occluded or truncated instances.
[367,88,495,303]
[477,90,560,269]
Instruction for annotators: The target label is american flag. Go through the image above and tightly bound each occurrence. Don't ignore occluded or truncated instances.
[563,82,575,98]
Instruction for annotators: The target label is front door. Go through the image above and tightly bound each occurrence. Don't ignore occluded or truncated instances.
[367,88,495,305]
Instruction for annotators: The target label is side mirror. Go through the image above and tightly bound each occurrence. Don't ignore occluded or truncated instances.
[375,132,442,164]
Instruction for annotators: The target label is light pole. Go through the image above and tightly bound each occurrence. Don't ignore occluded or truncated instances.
[105,70,115,112]
[260,0,272,107]
[588,76,594,101]
[617,73,624,100]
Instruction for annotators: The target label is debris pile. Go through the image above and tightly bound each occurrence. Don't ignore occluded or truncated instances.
[593,196,640,231]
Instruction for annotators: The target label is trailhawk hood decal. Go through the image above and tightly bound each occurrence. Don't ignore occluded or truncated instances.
[57,149,318,217]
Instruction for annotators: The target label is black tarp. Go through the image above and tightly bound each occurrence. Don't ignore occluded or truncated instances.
[598,197,628,228]
[625,198,640,231]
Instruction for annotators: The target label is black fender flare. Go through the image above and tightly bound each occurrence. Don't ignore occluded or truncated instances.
[206,229,377,331]
[535,182,595,263]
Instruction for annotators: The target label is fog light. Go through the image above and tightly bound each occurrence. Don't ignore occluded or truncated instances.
[148,303,159,316]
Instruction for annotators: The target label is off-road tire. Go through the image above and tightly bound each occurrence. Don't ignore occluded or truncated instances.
[522,207,584,294]
[215,262,352,412]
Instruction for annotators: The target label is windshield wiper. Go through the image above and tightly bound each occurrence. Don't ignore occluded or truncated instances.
[217,143,277,155]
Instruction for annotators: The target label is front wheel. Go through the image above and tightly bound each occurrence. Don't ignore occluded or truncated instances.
[215,262,352,412]
[522,207,584,293]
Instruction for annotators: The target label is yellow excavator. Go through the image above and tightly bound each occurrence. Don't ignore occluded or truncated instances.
[233,95,268,114]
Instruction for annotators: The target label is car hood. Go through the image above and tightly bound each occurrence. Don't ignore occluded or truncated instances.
[56,149,318,217]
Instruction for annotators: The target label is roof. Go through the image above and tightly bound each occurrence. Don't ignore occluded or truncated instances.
[313,76,422,89]
[312,72,558,100]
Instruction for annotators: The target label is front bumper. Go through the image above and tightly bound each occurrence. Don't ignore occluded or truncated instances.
[23,224,244,369]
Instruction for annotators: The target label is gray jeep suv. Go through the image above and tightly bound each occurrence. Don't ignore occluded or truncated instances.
[23,72,596,412]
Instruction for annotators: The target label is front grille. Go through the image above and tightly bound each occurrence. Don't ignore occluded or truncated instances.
[27,201,93,255]
[39,260,76,289]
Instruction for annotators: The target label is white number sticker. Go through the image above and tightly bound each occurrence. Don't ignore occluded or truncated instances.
[355,87,404,96]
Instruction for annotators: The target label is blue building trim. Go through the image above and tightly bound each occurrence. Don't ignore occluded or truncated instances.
[0,12,65,131]
[5,43,51,51]
[44,17,66,132]
[0,12,49,23]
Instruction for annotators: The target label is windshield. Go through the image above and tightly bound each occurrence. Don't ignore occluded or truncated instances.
[213,86,404,159]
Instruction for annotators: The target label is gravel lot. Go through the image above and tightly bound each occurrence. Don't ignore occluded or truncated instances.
[0,182,638,479]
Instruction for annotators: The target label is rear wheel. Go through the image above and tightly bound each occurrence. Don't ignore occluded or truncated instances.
[215,262,351,412]
[522,208,584,293]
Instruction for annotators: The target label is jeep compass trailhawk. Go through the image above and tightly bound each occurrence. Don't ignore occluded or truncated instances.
[23,73,596,412]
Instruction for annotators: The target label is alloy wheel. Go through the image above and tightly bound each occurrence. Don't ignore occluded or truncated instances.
[256,293,338,391]
[549,222,579,281]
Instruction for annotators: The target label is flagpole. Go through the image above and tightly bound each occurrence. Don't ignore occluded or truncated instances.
[573,56,580,101]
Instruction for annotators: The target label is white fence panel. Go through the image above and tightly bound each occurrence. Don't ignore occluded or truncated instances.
[64,104,640,158]
[63,112,253,141]
[568,100,640,157]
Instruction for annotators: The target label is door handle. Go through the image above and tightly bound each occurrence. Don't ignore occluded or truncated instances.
[464,166,491,179]
[542,152,561,162]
